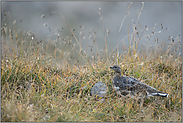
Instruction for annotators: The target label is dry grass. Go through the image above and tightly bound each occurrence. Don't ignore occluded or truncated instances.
[1,5,182,122]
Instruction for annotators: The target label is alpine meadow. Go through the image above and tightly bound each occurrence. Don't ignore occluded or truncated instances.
[1,3,182,122]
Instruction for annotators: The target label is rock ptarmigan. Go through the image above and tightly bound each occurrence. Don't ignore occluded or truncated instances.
[110,65,169,98]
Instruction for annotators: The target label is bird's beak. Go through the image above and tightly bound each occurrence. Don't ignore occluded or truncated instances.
[110,66,113,69]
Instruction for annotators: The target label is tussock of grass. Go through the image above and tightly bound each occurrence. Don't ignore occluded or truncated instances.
[1,5,182,122]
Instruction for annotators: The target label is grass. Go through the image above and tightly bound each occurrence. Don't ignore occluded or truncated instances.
[1,4,182,122]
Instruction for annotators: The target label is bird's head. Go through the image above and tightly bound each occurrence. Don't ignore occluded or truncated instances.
[110,65,121,73]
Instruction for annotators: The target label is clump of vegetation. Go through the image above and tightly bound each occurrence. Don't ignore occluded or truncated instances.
[1,3,182,122]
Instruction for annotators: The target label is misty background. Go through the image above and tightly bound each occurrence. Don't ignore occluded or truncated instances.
[1,1,181,57]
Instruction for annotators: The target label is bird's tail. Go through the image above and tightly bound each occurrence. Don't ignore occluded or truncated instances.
[151,92,169,97]
[147,89,169,97]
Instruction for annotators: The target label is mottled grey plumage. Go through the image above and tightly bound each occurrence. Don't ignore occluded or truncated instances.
[90,81,108,97]
[110,65,169,98]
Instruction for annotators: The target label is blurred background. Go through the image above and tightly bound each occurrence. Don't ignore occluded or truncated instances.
[1,1,181,57]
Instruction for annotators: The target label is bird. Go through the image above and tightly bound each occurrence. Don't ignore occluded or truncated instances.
[110,65,169,99]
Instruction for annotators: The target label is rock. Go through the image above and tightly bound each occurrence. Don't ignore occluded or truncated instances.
[90,81,107,97]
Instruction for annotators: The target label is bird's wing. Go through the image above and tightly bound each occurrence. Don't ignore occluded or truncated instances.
[113,76,152,97]
[114,76,146,90]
